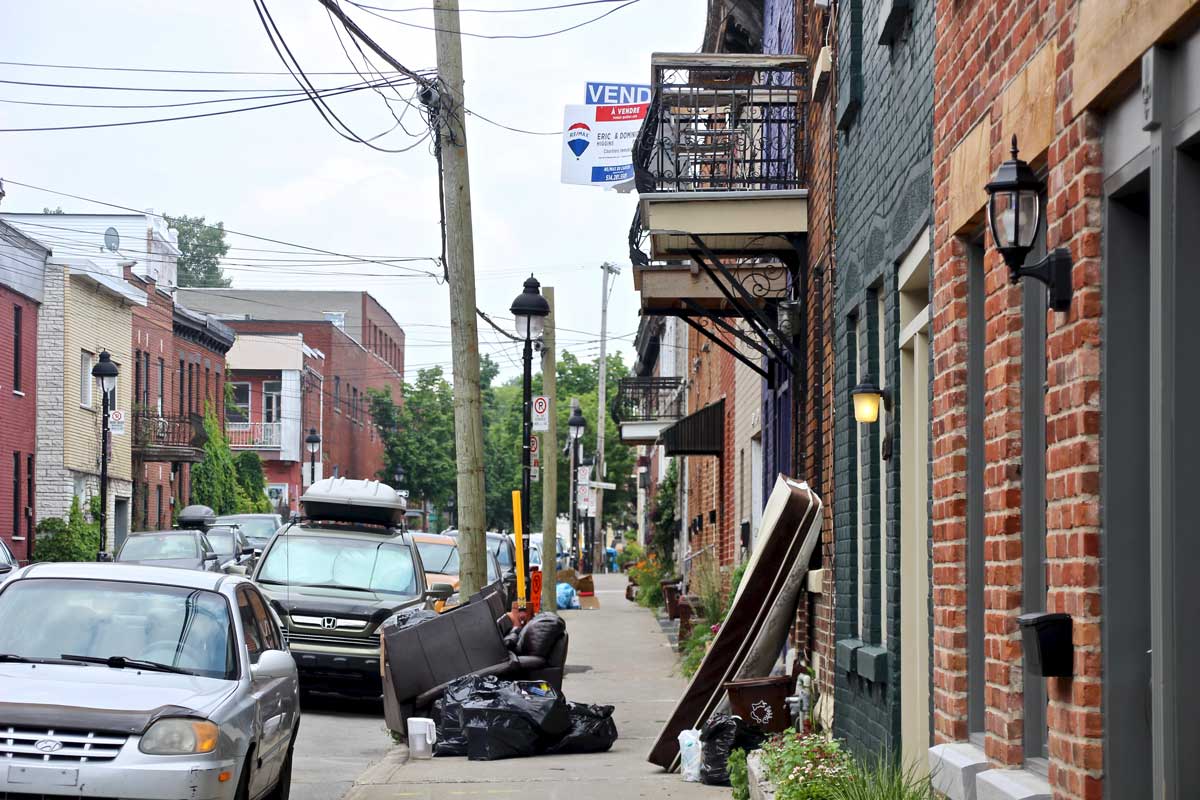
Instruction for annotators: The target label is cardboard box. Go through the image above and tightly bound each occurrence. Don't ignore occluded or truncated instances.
[579,595,601,610]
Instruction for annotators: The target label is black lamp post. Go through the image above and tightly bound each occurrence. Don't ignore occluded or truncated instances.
[510,275,550,584]
[566,405,586,572]
[985,136,1074,312]
[92,351,119,561]
[305,428,321,488]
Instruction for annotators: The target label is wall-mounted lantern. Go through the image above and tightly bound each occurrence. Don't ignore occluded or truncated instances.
[851,381,886,425]
[985,136,1073,312]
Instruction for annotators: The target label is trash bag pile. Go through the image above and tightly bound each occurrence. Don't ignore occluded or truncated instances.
[678,714,767,785]
[556,582,580,609]
[432,674,617,761]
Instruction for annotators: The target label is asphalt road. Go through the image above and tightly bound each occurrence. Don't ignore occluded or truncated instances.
[291,692,393,800]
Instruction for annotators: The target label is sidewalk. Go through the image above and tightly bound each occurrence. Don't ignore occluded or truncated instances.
[344,572,728,800]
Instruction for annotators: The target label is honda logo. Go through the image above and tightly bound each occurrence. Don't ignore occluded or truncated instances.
[34,739,64,754]
[321,617,338,630]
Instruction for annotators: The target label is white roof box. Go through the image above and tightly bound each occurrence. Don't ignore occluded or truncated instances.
[300,478,406,526]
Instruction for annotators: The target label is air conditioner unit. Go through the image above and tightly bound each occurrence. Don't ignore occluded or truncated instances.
[812,45,833,103]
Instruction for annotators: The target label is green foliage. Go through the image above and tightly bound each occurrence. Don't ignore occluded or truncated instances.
[730,748,750,800]
[726,560,749,614]
[679,624,713,678]
[33,495,100,562]
[650,459,678,563]
[690,551,725,623]
[233,452,272,513]
[167,214,231,288]
[371,369,456,526]
[760,732,852,800]
[617,540,644,567]
[629,552,668,608]
[827,755,936,800]
[481,356,525,529]
[191,408,239,514]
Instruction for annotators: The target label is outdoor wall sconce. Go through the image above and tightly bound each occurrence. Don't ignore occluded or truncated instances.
[985,136,1073,312]
[851,381,887,424]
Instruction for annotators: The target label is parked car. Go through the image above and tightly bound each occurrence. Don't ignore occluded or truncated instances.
[252,478,447,697]
[0,538,16,576]
[0,562,299,800]
[116,530,224,573]
[411,532,506,611]
[216,514,284,551]
[203,525,258,575]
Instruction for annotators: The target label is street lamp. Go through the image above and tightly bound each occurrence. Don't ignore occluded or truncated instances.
[985,136,1074,311]
[305,428,321,488]
[851,381,885,424]
[92,351,119,561]
[566,404,586,572]
[510,274,550,585]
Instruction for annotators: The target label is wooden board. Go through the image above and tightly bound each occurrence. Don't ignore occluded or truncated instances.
[647,477,821,769]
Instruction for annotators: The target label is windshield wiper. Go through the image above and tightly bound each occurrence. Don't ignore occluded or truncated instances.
[256,578,287,585]
[0,653,86,665]
[61,654,191,675]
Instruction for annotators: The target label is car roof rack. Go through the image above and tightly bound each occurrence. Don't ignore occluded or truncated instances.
[299,477,407,527]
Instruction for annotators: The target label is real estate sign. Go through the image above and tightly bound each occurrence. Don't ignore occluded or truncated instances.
[561,82,649,188]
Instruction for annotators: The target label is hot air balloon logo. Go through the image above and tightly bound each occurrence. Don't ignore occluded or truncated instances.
[566,122,592,158]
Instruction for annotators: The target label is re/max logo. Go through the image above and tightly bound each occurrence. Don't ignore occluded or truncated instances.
[585,82,651,106]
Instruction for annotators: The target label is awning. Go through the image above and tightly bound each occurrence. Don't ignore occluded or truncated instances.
[660,400,724,456]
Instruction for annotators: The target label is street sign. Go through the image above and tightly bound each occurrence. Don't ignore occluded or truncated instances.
[587,480,617,491]
[108,409,125,436]
[532,395,550,432]
[529,435,540,456]
[531,466,540,482]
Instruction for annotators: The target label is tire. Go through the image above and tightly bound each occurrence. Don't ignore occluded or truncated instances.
[264,731,296,800]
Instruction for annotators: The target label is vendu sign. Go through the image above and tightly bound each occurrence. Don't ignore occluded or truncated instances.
[561,82,650,188]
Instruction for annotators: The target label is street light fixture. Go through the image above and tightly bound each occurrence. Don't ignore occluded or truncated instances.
[851,381,886,425]
[985,136,1073,311]
[305,428,321,488]
[92,351,119,561]
[510,275,550,591]
[566,404,587,571]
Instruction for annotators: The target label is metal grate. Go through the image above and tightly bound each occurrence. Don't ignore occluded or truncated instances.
[286,632,381,650]
[0,727,126,764]
[612,377,685,424]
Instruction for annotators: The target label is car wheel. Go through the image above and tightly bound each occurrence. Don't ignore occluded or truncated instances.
[265,733,296,800]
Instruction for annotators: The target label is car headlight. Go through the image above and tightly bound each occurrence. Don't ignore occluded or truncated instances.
[139,719,220,755]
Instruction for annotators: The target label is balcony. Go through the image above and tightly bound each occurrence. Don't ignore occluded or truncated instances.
[131,412,207,463]
[630,53,808,316]
[612,377,685,445]
[227,421,283,450]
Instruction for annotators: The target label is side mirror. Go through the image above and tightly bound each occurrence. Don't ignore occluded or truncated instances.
[0,562,13,574]
[251,649,295,681]
[97,552,114,563]
[241,547,256,556]
[253,549,263,559]
[425,582,455,601]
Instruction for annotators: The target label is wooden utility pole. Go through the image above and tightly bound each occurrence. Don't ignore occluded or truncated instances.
[540,287,558,612]
[431,0,487,595]
[593,262,620,569]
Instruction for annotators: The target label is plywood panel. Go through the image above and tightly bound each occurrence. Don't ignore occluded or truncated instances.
[948,119,991,235]
[1000,41,1058,163]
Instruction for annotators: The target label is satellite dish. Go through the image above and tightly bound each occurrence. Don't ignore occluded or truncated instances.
[104,227,120,252]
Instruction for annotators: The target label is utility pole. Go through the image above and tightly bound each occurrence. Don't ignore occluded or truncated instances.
[316,0,487,592]
[540,287,558,612]
[594,262,620,570]
[429,0,487,595]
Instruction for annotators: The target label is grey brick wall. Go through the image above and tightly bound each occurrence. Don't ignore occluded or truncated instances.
[832,0,933,758]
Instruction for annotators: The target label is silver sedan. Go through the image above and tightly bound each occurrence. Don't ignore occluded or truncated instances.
[0,563,300,800]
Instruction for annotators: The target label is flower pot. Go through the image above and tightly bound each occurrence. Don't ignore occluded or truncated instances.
[723,675,792,733]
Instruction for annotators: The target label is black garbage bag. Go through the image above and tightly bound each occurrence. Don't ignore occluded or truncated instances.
[383,607,437,632]
[463,704,540,761]
[516,612,567,658]
[499,680,570,739]
[699,714,766,786]
[543,702,618,754]
[433,674,506,757]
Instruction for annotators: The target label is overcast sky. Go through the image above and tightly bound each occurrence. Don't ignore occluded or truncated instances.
[1,0,706,381]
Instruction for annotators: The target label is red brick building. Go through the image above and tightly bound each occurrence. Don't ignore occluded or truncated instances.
[0,221,47,562]
[929,2,1200,798]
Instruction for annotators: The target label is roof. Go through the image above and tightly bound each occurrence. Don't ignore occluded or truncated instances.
[54,258,147,306]
[14,562,234,592]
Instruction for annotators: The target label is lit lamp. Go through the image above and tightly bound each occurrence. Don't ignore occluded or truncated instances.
[92,350,119,561]
[985,136,1073,311]
[510,274,551,586]
[851,381,885,424]
[305,428,321,487]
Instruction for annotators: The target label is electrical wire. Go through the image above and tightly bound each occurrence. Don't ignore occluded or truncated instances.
[345,0,645,40]
[0,60,414,76]
[351,0,627,14]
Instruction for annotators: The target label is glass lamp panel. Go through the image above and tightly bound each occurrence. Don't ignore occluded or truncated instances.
[528,315,546,340]
[513,314,532,339]
[852,391,881,424]
[99,375,117,394]
[1017,189,1040,248]
[990,191,1017,248]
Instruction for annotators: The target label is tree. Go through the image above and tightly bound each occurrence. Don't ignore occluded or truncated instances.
[191,408,239,513]
[168,214,231,288]
[234,452,273,513]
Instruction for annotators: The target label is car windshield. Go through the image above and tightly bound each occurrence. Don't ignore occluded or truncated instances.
[491,538,514,568]
[416,542,459,575]
[217,517,278,540]
[0,578,235,679]
[204,529,236,557]
[118,533,198,562]
[257,535,418,596]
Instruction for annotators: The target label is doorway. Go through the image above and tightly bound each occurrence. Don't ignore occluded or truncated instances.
[114,497,130,551]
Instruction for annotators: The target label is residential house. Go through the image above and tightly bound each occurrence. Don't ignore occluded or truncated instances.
[0,221,47,562]
[928,2,1200,798]
[122,265,235,531]
[36,258,145,549]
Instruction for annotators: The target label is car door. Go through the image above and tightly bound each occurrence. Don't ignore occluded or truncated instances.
[236,586,287,795]
[199,534,221,572]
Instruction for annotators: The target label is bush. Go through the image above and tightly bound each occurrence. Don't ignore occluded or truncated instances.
[191,408,238,514]
[689,551,724,623]
[629,552,669,608]
[33,496,100,563]
[760,731,852,800]
[679,624,713,678]
[617,541,644,569]
[827,754,936,800]
[234,452,273,513]
[730,747,750,800]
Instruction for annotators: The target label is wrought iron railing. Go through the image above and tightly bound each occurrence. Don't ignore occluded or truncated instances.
[132,412,204,451]
[227,421,282,449]
[612,377,684,425]
[633,55,807,193]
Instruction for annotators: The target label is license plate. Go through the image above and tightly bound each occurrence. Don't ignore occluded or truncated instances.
[7,764,79,786]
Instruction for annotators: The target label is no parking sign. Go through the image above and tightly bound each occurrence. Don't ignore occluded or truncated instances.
[532,395,550,432]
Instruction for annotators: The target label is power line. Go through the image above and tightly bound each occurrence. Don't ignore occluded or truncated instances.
[350,0,627,13]
[344,0,645,40]
[0,59,417,76]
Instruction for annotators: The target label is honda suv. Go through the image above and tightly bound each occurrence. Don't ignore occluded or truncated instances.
[251,478,448,696]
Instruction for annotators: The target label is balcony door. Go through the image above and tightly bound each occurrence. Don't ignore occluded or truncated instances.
[263,381,282,424]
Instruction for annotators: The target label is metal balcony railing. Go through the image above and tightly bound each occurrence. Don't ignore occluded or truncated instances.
[612,377,684,425]
[227,421,282,449]
[132,412,204,452]
[633,55,807,194]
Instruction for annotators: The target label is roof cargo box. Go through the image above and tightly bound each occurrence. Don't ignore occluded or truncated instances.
[177,505,217,529]
[300,478,406,526]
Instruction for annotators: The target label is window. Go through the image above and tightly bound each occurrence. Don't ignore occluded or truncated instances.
[227,383,250,424]
[11,453,20,538]
[236,587,265,663]
[263,381,281,424]
[25,455,33,540]
[246,589,282,651]
[352,387,359,422]
[143,352,151,409]
[134,350,142,410]
[334,376,341,412]
[323,311,346,330]
[12,305,22,392]
[156,484,164,530]
[187,363,194,413]
[157,358,164,415]
[178,358,185,414]
[204,367,210,410]
[80,351,94,407]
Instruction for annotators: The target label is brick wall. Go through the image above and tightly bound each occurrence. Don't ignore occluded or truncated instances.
[0,286,39,561]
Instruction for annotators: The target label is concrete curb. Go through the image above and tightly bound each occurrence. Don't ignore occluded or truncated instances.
[747,750,775,800]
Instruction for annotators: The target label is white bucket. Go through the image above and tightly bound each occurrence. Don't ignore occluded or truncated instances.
[407,717,437,760]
